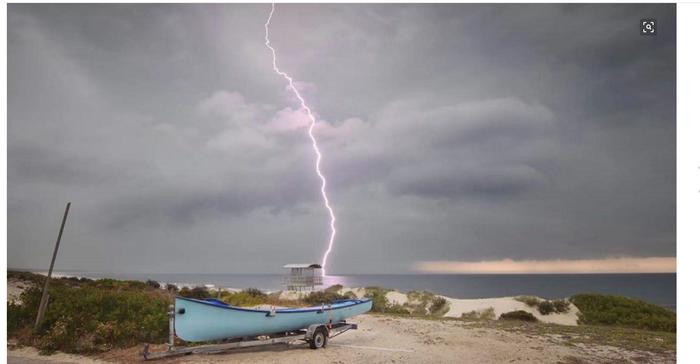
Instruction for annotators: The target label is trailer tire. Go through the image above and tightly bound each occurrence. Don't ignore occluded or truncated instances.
[309,328,328,349]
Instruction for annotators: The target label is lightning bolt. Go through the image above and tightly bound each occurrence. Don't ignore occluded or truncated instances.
[265,3,336,276]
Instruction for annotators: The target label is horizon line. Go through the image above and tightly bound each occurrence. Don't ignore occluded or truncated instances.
[8,266,677,277]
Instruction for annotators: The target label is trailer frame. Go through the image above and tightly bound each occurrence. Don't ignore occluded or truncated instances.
[141,305,358,360]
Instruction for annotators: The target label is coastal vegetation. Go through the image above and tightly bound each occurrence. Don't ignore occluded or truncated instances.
[514,296,571,315]
[366,288,449,316]
[514,295,540,307]
[363,286,409,314]
[461,307,496,320]
[8,272,170,354]
[219,288,267,307]
[499,310,538,322]
[303,289,356,306]
[7,271,676,356]
[571,293,675,332]
[403,290,449,316]
[429,296,449,316]
[552,299,571,313]
[178,286,209,299]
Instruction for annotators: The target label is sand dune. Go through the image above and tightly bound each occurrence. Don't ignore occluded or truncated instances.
[443,297,579,325]
[382,290,579,325]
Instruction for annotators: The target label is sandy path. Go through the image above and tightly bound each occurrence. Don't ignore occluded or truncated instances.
[8,347,107,364]
[9,313,675,364]
[8,278,32,304]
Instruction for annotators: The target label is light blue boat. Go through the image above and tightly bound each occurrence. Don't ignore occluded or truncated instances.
[175,297,373,342]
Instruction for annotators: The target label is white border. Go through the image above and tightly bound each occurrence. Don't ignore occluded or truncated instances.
[0,0,683,3]
[2,1,9,360]
[3,1,698,361]
[677,3,699,363]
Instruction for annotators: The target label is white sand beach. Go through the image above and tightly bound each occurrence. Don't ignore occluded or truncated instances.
[443,297,579,325]
[379,289,579,325]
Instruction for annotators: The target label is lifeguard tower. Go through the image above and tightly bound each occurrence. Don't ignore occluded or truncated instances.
[284,263,323,291]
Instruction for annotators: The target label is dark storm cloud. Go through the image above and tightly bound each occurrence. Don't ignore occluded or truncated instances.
[7,4,675,274]
[388,164,547,199]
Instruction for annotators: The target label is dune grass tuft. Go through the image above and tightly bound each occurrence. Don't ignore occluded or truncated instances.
[500,310,538,322]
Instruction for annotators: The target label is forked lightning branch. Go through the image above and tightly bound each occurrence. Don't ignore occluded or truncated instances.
[264,3,337,276]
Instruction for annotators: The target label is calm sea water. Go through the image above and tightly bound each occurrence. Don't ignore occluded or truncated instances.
[46,271,676,309]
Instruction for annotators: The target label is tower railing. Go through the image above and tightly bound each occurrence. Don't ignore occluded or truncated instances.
[284,275,323,291]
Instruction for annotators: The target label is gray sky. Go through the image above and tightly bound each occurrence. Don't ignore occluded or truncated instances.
[8,4,676,274]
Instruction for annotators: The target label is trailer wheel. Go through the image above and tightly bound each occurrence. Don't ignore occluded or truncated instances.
[309,328,327,349]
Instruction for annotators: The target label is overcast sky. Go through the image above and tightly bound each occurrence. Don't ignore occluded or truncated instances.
[8,4,675,274]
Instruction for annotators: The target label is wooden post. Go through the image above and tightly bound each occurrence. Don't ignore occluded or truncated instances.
[168,304,175,351]
[34,202,71,331]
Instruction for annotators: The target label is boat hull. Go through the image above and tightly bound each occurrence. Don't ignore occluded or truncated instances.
[174,297,372,342]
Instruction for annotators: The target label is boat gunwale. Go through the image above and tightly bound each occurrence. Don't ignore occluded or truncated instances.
[176,296,372,314]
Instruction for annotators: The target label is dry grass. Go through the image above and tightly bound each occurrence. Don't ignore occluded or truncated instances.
[462,319,676,353]
[461,307,496,321]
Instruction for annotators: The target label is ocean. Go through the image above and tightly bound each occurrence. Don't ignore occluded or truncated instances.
[43,271,676,310]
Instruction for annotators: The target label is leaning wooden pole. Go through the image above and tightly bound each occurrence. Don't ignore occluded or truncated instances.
[34,202,71,331]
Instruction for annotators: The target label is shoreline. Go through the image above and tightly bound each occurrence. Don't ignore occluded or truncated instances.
[18,269,676,309]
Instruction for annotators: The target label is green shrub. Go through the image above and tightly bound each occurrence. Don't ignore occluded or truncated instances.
[86,278,148,291]
[412,305,428,316]
[406,290,423,301]
[403,290,437,316]
[370,289,449,317]
[462,307,495,320]
[570,294,675,332]
[242,288,266,298]
[8,300,34,334]
[429,296,450,316]
[127,280,147,290]
[179,286,210,299]
[303,289,357,306]
[499,310,538,322]
[384,303,410,315]
[61,276,83,286]
[514,296,540,307]
[165,284,178,293]
[222,290,266,307]
[552,299,571,313]
[325,284,343,293]
[363,287,390,313]
[88,279,119,289]
[304,291,342,305]
[178,287,191,297]
[190,286,211,299]
[8,271,45,285]
[146,280,161,289]
[537,300,555,315]
[8,280,170,354]
[516,297,569,315]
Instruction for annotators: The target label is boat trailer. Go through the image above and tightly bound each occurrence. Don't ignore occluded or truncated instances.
[141,305,358,360]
